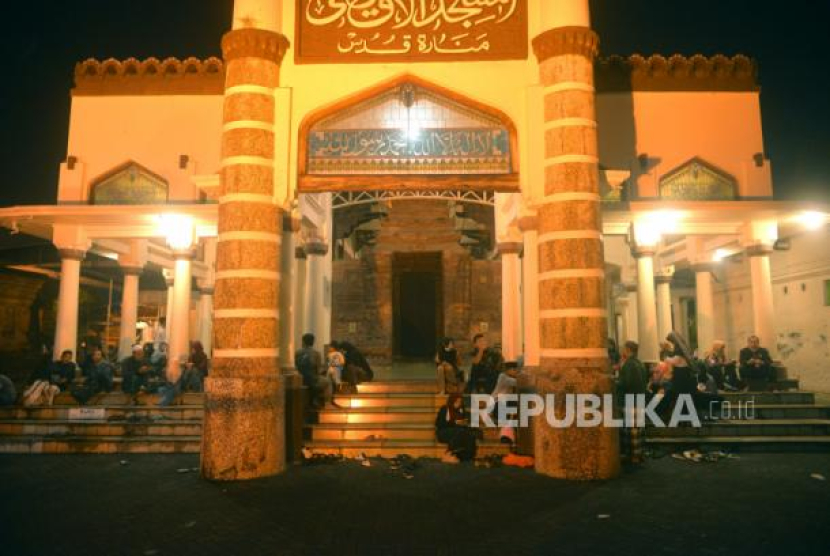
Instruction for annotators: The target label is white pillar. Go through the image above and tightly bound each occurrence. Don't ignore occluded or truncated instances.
[634,248,659,362]
[197,287,214,356]
[164,272,175,342]
[694,264,716,355]
[294,247,308,348]
[519,215,540,367]
[498,241,523,362]
[118,267,142,360]
[655,269,674,342]
[304,239,330,348]
[53,249,85,358]
[280,215,297,370]
[748,246,777,357]
[167,253,192,382]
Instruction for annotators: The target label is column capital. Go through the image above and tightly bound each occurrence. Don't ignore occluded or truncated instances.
[532,26,599,63]
[171,248,195,261]
[654,273,673,285]
[691,262,716,274]
[624,283,638,294]
[58,248,86,261]
[121,265,144,277]
[745,244,774,258]
[304,241,329,257]
[497,241,523,256]
[198,286,215,296]
[221,28,290,64]
[517,212,538,233]
[164,274,175,288]
[283,212,301,233]
[294,246,307,260]
[631,245,657,259]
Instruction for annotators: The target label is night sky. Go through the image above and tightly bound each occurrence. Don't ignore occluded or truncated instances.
[0,0,828,207]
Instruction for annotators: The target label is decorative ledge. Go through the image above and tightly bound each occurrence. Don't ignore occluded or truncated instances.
[73,57,225,96]
[596,54,759,92]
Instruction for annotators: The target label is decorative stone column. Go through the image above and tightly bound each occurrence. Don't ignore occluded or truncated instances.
[693,263,716,355]
[530,0,619,480]
[53,249,85,358]
[498,238,523,362]
[655,267,674,345]
[118,266,143,361]
[632,247,659,363]
[201,6,290,480]
[747,244,777,357]
[168,250,193,383]
[304,238,330,350]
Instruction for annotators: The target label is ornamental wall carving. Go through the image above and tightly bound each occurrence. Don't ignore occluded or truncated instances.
[595,54,758,92]
[73,57,225,96]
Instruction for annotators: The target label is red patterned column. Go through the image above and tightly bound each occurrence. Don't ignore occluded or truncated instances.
[200,28,290,481]
[531,26,619,479]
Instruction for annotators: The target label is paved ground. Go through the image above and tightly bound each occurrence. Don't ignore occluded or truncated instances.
[1,452,829,556]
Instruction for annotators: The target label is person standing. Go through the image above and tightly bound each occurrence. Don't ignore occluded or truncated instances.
[617,341,647,464]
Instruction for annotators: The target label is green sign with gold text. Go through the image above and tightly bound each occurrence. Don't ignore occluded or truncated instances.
[296,0,528,63]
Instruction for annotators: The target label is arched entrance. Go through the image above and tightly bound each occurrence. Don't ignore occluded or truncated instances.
[297,75,519,377]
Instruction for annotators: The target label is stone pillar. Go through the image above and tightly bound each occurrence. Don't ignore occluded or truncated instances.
[294,245,307,347]
[118,266,142,361]
[693,263,716,356]
[167,251,193,383]
[53,249,85,358]
[655,268,674,344]
[197,286,214,356]
[747,245,777,357]
[164,272,175,343]
[519,212,540,368]
[304,239,330,349]
[530,0,619,480]
[201,11,290,480]
[633,247,659,363]
[280,213,298,371]
[498,239,523,362]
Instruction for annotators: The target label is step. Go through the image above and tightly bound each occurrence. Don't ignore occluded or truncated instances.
[356,381,438,394]
[0,435,202,454]
[714,404,830,420]
[720,392,815,405]
[646,436,830,452]
[0,405,204,421]
[648,419,830,437]
[50,392,205,406]
[309,423,501,442]
[303,439,510,459]
[318,408,436,425]
[0,419,202,437]
[334,393,444,409]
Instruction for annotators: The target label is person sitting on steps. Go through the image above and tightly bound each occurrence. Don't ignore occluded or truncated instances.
[436,337,464,394]
[337,341,374,394]
[435,394,478,463]
[739,335,775,388]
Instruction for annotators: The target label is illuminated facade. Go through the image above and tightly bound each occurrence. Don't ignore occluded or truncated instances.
[1,0,829,480]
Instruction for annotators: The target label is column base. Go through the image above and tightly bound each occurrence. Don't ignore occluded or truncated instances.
[531,365,620,480]
[201,376,285,481]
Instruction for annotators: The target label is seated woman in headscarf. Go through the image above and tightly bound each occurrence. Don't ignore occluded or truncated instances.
[705,340,740,391]
[435,394,478,463]
[435,337,464,394]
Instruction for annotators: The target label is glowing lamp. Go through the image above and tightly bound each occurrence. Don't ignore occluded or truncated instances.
[713,248,731,262]
[797,211,827,231]
[158,214,196,250]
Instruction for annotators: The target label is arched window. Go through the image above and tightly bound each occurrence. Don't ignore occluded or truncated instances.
[659,158,737,200]
[89,161,168,205]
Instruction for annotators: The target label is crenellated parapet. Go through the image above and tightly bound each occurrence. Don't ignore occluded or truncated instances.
[596,54,758,92]
[73,57,225,96]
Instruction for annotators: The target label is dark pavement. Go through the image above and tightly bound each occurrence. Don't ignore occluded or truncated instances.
[1,453,829,556]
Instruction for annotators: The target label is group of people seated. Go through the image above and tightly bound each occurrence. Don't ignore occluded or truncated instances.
[17,339,209,407]
[294,333,375,409]
[434,334,519,464]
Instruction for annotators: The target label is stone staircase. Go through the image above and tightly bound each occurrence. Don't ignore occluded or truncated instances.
[303,380,511,458]
[1,380,828,456]
[646,388,830,452]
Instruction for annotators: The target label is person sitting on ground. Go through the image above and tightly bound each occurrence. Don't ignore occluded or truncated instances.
[0,373,17,406]
[181,341,208,393]
[294,333,330,408]
[466,334,503,394]
[435,393,478,463]
[50,350,78,391]
[739,335,774,386]
[436,337,464,394]
[326,342,346,395]
[338,341,374,394]
[121,345,154,402]
[86,348,114,394]
[616,341,647,463]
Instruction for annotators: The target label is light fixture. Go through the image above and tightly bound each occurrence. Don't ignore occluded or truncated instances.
[157,214,196,250]
[713,248,731,262]
[634,210,684,247]
[796,210,827,231]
